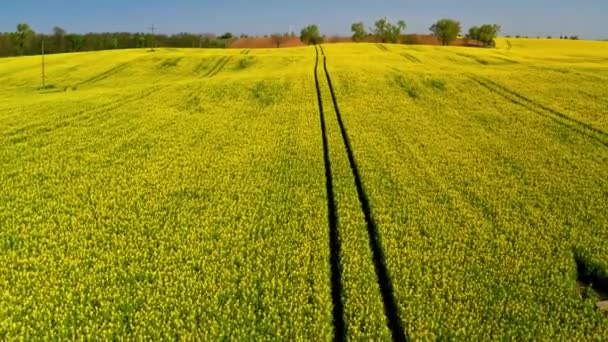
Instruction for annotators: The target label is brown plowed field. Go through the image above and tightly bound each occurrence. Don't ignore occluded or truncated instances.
[229,34,482,49]
[230,37,304,49]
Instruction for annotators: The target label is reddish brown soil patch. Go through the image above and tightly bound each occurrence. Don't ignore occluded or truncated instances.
[229,34,482,49]
[404,34,482,47]
[230,37,304,49]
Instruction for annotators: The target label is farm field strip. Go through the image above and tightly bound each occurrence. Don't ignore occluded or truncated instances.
[1,84,162,140]
[473,74,608,136]
[1,48,339,340]
[320,45,407,342]
[312,45,344,339]
[314,45,406,341]
[313,45,394,340]
[467,75,608,148]
[320,41,608,339]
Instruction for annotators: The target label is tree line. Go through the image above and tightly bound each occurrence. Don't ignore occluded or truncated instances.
[2,19,509,56]
[297,18,501,47]
[0,24,230,57]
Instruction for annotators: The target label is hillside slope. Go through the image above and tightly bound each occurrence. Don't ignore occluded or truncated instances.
[1,40,607,339]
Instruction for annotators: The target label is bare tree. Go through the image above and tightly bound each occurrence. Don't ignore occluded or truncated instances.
[271,33,287,48]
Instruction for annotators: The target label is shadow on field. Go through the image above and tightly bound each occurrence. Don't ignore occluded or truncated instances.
[575,253,608,303]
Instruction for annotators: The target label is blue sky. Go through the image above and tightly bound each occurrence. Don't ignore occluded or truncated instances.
[1,0,606,39]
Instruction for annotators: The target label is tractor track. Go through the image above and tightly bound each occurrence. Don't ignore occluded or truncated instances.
[400,53,422,63]
[202,56,229,77]
[193,58,213,74]
[207,56,233,78]
[317,45,407,342]
[78,56,146,86]
[314,45,345,342]
[202,56,227,77]
[3,85,164,138]
[467,75,608,148]
[376,44,389,52]
[79,62,132,85]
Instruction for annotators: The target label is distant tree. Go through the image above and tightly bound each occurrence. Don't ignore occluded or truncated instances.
[351,22,367,42]
[52,26,66,53]
[219,32,233,40]
[569,35,579,40]
[467,26,480,40]
[0,33,16,57]
[468,24,501,47]
[430,19,461,46]
[0,30,233,57]
[372,18,406,43]
[15,23,35,55]
[300,24,323,45]
[271,33,287,48]
[397,20,407,31]
[66,33,83,51]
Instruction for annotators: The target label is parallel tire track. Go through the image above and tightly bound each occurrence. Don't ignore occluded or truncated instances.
[400,53,422,63]
[314,45,346,342]
[202,56,228,77]
[319,45,407,342]
[376,44,389,52]
[467,75,608,148]
[79,61,133,86]
[207,56,233,78]
[4,85,164,137]
[193,58,212,74]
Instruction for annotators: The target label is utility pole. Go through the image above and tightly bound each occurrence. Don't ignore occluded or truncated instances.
[41,39,46,88]
[148,24,156,51]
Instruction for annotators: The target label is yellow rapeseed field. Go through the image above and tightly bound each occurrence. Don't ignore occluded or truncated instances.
[1,38,607,339]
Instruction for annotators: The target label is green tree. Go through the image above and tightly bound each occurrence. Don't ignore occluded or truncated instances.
[15,23,35,55]
[300,24,323,45]
[66,33,83,51]
[137,34,146,48]
[53,26,66,53]
[351,22,367,42]
[219,32,233,40]
[373,18,406,43]
[468,24,501,47]
[430,19,461,46]
[468,26,481,40]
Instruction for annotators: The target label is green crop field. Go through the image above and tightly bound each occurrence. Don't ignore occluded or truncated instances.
[1,38,607,340]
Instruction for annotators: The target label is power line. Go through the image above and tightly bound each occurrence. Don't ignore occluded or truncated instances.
[148,24,157,51]
[41,39,46,88]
